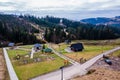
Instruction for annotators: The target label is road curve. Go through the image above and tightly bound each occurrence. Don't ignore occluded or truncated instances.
[31,47,120,80]
[48,43,80,65]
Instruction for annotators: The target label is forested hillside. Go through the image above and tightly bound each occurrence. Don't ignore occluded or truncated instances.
[0,14,120,45]
[21,15,120,43]
[0,14,40,46]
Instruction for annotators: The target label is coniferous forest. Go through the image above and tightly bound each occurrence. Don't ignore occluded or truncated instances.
[22,15,120,43]
[0,14,40,46]
[0,14,120,45]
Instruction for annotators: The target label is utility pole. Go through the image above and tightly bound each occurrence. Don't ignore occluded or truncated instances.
[60,66,64,80]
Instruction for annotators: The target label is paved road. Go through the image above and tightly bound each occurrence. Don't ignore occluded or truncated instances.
[31,47,120,80]
[48,43,79,65]
[50,47,79,65]
[3,48,18,80]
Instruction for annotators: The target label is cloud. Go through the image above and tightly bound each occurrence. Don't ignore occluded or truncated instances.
[0,0,27,11]
[0,0,120,20]
[0,2,15,6]
[0,0,119,11]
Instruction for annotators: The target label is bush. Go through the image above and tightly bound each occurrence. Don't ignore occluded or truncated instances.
[87,69,96,75]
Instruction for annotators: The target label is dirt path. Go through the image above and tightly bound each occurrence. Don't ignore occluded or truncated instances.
[0,49,9,80]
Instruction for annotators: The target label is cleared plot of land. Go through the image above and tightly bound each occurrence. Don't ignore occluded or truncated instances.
[72,68,120,80]
[7,48,64,80]
[72,50,120,80]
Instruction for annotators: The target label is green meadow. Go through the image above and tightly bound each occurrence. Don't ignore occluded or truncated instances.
[7,48,64,80]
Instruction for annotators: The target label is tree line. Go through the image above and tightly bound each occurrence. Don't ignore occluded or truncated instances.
[0,14,41,45]
[1,14,119,45]
[20,15,120,43]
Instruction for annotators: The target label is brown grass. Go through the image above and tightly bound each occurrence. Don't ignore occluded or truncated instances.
[72,68,120,80]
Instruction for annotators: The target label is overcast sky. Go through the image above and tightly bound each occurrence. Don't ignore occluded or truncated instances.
[0,0,120,20]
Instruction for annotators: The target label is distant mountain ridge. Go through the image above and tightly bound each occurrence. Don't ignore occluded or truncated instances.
[80,16,120,27]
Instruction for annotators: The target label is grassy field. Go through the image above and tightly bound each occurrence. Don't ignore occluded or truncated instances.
[50,43,68,53]
[14,55,64,80]
[6,39,120,79]
[65,45,114,62]
[51,39,119,62]
[112,50,120,57]
[19,45,33,49]
[7,48,64,80]
[7,49,30,59]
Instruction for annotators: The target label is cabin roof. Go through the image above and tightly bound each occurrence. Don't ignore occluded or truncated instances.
[34,43,42,47]
[70,43,84,49]
[8,42,14,47]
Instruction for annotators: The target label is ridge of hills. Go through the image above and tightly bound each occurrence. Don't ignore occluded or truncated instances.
[80,16,120,27]
[0,14,120,46]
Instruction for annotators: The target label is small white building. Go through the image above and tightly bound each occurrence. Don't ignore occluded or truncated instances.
[59,19,67,27]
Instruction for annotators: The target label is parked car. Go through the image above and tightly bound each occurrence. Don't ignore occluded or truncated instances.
[104,59,112,65]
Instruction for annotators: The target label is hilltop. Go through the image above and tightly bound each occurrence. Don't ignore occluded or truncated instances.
[80,16,120,27]
[0,14,120,46]
[21,15,120,42]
